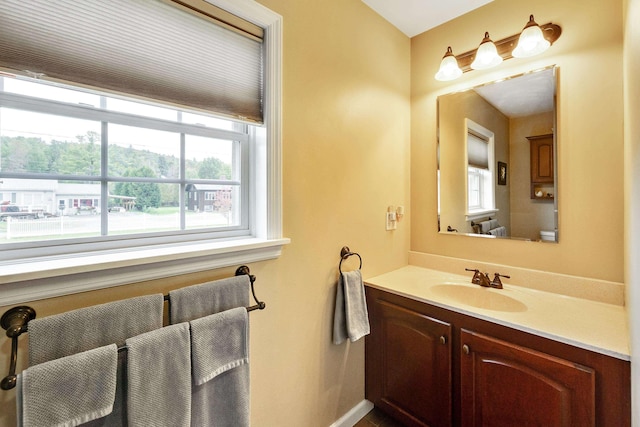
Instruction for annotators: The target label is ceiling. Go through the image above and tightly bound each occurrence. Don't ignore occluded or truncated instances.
[361,0,494,38]
[473,68,555,118]
[362,1,553,117]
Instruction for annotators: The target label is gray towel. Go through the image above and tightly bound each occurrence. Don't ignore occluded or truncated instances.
[190,307,248,385]
[488,226,507,237]
[81,351,128,427]
[126,323,192,427]
[17,344,118,427]
[479,219,500,233]
[333,270,370,344]
[28,294,164,365]
[169,275,250,324]
[190,308,250,427]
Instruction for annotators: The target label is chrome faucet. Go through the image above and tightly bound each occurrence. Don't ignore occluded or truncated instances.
[465,269,510,289]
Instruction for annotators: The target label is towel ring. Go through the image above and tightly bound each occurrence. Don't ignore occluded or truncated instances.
[339,246,362,274]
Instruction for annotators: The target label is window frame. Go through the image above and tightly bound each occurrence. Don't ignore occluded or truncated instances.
[465,119,497,221]
[0,0,286,305]
[0,89,252,252]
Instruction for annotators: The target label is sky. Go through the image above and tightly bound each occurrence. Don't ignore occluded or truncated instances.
[0,76,234,163]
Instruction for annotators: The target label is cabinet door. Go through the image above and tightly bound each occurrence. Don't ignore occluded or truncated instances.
[367,299,452,427]
[530,134,554,183]
[460,329,595,427]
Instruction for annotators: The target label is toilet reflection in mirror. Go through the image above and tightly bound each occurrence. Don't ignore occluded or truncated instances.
[437,66,558,242]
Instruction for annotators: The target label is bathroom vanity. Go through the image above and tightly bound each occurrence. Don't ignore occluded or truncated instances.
[364,266,630,427]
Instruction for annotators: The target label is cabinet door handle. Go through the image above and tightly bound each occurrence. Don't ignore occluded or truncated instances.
[462,344,470,355]
[439,335,447,345]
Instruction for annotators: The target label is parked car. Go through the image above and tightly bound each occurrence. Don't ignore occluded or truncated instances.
[0,204,40,221]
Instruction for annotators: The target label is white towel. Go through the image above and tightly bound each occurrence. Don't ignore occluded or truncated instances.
[333,270,370,344]
[169,275,250,324]
[17,344,118,427]
[126,323,192,427]
[189,308,250,427]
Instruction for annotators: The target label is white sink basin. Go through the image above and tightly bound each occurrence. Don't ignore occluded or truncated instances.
[430,284,527,312]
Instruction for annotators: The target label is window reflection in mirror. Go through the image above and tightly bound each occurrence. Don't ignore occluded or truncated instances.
[437,66,557,242]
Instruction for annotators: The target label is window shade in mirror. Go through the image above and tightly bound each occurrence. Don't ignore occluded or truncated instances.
[0,0,264,123]
[467,132,489,169]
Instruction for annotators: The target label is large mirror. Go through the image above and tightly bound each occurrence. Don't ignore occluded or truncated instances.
[437,66,558,242]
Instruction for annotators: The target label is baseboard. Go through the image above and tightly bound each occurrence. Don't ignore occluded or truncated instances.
[330,400,374,427]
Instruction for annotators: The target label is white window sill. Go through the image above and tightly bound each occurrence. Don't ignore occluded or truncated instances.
[466,209,499,222]
[0,237,290,305]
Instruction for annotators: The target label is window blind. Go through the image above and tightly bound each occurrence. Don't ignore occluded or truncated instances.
[0,0,264,123]
[467,132,489,169]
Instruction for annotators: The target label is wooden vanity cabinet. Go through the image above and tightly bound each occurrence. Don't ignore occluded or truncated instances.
[366,298,452,427]
[365,286,631,427]
[460,329,595,426]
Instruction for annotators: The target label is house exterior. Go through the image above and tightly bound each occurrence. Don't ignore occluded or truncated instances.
[0,179,100,216]
[185,184,232,213]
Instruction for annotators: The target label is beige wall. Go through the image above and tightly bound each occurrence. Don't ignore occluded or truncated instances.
[438,90,509,234]
[0,1,411,426]
[412,0,624,282]
[509,112,555,240]
[623,0,640,421]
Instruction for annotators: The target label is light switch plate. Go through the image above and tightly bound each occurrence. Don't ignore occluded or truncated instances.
[386,212,397,231]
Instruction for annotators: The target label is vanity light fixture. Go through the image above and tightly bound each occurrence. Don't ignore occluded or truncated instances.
[434,15,561,81]
[470,32,503,70]
[434,46,463,81]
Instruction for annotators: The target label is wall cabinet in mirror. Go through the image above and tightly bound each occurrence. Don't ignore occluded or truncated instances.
[528,134,554,200]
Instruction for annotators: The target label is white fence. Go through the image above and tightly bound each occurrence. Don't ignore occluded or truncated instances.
[3,211,233,240]
[5,216,69,239]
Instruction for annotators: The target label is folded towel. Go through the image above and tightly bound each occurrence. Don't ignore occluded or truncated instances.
[192,366,250,427]
[190,307,248,385]
[82,350,128,427]
[487,226,507,237]
[190,308,250,427]
[126,323,192,427]
[28,294,164,366]
[170,275,250,324]
[479,219,500,233]
[17,344,118,427]
[333,269,370,344]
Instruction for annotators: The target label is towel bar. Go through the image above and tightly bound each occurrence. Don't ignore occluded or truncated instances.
[470,217,492,227]
[0,306,36,390]
[1,265,265,390]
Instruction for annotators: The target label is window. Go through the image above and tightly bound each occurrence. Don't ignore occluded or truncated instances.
[466,120,496,219]
[0,0,285,304]
[1,77,248,240]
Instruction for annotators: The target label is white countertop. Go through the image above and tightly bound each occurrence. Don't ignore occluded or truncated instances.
[364,265,630,361]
